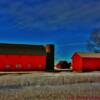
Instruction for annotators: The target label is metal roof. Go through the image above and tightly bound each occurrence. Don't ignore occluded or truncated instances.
[77,52,100,58]
[0,43,46,56]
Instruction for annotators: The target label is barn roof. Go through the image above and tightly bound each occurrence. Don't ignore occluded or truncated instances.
[76,52,100,58]
[0,43,46,56]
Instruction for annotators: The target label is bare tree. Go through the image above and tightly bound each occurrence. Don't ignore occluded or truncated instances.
[87,29,100,52]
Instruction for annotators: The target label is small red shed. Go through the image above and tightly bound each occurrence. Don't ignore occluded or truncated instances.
[72,52,100,72]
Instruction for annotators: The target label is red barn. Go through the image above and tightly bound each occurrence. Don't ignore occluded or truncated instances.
[0,43,54,71]
[72,52,100,72]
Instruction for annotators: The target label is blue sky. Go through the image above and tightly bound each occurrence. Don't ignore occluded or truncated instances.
[0,0,100,62]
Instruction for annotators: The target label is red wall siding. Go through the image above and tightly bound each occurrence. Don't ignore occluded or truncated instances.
[72,54,82,72]
[0,55,46,71]
[82,58,100,71]
[0,55,7,70]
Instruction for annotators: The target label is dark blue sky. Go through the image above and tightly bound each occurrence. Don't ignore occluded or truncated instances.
[0,0,100,63]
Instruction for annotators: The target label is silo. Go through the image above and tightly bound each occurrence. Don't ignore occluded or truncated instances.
[45,44,55,71]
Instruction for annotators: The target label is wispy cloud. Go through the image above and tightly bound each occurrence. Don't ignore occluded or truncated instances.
[0,0,100,32]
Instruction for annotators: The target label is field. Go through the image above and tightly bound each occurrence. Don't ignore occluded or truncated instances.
[0,71,100,100]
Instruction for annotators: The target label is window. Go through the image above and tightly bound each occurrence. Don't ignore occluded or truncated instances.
[16,64,21,69]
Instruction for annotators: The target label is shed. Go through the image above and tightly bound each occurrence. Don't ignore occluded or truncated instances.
[72,52,100,72]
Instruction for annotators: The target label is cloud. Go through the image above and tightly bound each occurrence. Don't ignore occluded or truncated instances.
[0,0,99,32]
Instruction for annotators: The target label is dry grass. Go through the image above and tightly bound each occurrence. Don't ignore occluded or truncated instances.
[0,71,100,100]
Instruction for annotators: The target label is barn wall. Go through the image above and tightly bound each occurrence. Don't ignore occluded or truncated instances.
[0,55,46,71]
[72,54,83,72]
[82,58,100,71]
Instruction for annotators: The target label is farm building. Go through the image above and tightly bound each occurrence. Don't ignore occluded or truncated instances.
[0,43,54,71]
[72,52,100,72]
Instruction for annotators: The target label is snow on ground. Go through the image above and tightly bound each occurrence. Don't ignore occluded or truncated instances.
[0,71,100,100]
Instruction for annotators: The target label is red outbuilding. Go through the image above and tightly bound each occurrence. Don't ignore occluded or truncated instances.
[72,52,100,72]
[0,43,54,71]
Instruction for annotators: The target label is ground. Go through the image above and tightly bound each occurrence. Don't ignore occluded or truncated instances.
[0,71,100,100]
